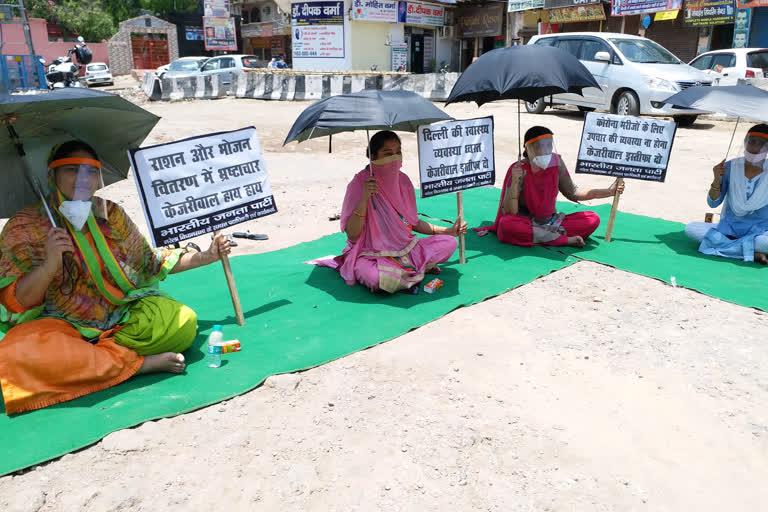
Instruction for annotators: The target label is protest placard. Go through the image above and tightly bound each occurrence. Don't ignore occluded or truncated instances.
[129,127,278,325]
[575,112,676,241]
[417,116,496,263]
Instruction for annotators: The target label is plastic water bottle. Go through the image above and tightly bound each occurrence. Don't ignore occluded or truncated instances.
[670,276,678,288]
[207,325,224,368]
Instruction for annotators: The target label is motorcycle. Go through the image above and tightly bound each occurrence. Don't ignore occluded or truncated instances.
[46,36,93,89]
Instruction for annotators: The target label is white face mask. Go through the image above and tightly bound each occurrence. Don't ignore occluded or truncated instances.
[59,200,92,230]
[745,147,768,165]
[532,154,554,169]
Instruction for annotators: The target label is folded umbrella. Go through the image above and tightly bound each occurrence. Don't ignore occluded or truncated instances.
[0,88,160,219]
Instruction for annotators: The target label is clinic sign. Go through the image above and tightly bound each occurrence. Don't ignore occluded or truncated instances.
[292,2,345,59]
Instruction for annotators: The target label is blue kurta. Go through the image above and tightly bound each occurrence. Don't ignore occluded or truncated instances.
[700,159,768,262]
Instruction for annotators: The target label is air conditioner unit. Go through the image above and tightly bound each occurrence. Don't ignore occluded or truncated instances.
[439,26,454,39]
[262,4,274,21]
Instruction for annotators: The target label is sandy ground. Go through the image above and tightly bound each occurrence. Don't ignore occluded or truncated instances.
[1,87,767,511]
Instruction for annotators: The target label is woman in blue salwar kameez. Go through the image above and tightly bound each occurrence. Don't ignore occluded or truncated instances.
[685,124,768,264]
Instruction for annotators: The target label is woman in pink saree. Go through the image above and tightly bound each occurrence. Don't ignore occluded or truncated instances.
[477,126,624,247]
[316,131,467,293]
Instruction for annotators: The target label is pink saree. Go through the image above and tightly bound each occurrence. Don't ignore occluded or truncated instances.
[314,164,456,293]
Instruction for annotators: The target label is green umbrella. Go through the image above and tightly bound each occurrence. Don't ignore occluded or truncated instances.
[0,88,160,219]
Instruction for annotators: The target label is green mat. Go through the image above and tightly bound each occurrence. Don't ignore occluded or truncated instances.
[549,202,768,311]
[0,187,574,476]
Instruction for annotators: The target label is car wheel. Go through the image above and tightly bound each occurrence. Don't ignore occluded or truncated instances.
[577,106,595,112]
[525,98,546,114]
[674,115,698,127]
[613,91,640,116]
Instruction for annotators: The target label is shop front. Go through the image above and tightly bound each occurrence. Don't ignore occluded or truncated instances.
[456,3,505,71]
[242,21,292,63]
[401,1,447,73]
[508,0,546,43]
[612,0,700,61]
[545,0,607,33]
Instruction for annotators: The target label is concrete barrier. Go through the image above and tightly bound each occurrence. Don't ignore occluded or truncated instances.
[738,78,768,91]
[141,71,161,101]
[146,71,460,102]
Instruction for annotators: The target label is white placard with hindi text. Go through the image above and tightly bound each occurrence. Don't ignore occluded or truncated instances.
[575,112,677,182]
[129,127,277,247]
[417,117,495,198]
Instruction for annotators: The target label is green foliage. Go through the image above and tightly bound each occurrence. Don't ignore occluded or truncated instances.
[139,0,198,15]
[51,0,116,41]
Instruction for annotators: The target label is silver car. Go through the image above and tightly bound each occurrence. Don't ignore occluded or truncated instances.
[526,33,712,126]
[199,54,265,87]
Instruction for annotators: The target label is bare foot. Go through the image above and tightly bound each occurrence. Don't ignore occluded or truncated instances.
[567,236,585,248]
[426,266,442,275]
[137,353,185,375]
[755,252,768,265]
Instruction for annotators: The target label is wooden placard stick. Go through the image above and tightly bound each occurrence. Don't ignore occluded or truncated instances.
[604,178,623,243]
[215,230,245,326]
[456,191,466,264]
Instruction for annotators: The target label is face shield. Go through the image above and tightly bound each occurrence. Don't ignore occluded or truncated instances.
[48,157,102,229]
[743,132,768,166]
[525,134,556,170]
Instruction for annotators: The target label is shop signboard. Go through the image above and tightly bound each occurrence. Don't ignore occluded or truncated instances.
[683,0,735,25]
[398,1,445,26]
[548,3,606,22]
[457,4,504,37]
[508,0,545,12]
[351,0,399,22]
[611,0,683,16]
[544,0,601,6]
[204,0,230,17]
[736,0,767,6]
[203,17,237,51]
[391,42,408,71]
[291,2,345,59]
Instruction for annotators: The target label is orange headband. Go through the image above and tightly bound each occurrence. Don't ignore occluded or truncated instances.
[747,132,768,140]
[48,157,102,169]
[525,133,553,146]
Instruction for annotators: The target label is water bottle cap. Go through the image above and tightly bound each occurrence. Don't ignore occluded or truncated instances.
[213,325,222,331]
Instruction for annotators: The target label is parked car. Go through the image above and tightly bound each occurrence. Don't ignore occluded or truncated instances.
[199,55,264,86]
[156,56,209,80]
[83,62,113,87]
[526,32,713,126]
[688,48,768,86]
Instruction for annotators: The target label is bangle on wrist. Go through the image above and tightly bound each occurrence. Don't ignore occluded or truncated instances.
[353,210,366,218]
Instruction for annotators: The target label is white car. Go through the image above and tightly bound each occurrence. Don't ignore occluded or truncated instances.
[527,33,712,126]
[157,56,210,80]
[689,48,768,86]
[83,62,113,87]
[199,55,265,86]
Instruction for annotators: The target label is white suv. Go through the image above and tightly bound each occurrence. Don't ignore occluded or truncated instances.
[527,32,712,126]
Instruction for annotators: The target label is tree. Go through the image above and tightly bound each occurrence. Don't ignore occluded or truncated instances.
[139,0,198,16]
[50,0,116,41]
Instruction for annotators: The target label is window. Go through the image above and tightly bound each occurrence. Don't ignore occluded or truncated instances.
[202,58,221,71]
[170,59,207,71]
[580,40,611,62]
[534,37,557,47]
[610,38,680,64]
[242,11,249,24]
[690,54,713,70]
[556,39,582,58]
[241,56,261,68]
[88,64,108,71]
[251,7,261,23]
[710,53,736,69]
[221,57,235,69]
[747,51,768,69]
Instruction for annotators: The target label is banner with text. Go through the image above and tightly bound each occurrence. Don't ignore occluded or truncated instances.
[548,3,606,22]
[400,1,445,26]
[203,17,237,51]
[508,0,545,12]
[611,0,682,16]
[292,2,345,59]
[130,127,277,248]
[684,0,734,25]
[418,117,495,198]
[352,0,398,21]
[204,0,230,17]
[457,5,504,37]
[575,113,676,182]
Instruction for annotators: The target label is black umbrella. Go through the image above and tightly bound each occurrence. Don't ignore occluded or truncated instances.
[1,88,160,219]
[662,84,768,158]
[445,45,600,156]
[284,89,453,145]
[661,85,768,122]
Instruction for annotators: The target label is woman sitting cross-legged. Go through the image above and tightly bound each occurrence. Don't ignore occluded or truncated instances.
[684,124,768,264]
[315,130,467,293]
[476,126,624,247]
[0,140,231,415]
